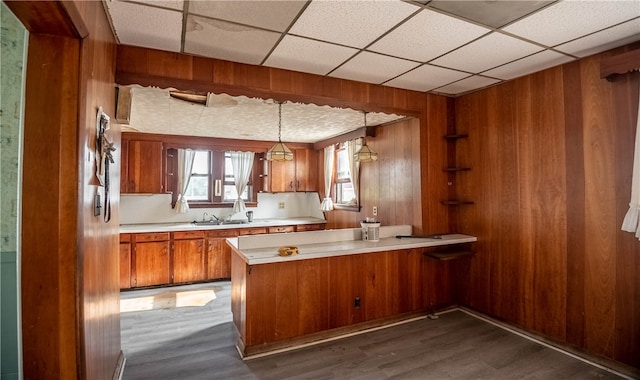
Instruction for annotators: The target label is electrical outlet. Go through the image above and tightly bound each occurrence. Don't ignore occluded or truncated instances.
[279,202,285,209]
[373,206,377,216]
[354,297,361,308]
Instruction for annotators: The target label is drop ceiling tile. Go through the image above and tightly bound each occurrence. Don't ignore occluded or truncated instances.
[264,35,358,76]
[503,0,640,47]
[431,32,543,73]
[369,9,490,62]
[188,1,306,32]
[105,1,182,51]
[435,75,502,95]
[288,0,418,49]
[329,51,421,85]
[428,0,554,29]
[385,64,470,92]
[555,18,640,57]
[184,16,281,65]
[130,0,184,11]
[482,50,574,80]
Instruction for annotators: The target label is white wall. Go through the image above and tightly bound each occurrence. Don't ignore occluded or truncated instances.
[120,192,325,224]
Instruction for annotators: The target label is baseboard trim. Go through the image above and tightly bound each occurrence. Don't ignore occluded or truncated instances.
[456,307,639,380]
[112,350,126,380]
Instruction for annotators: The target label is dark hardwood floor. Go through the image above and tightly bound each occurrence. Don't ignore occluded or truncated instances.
[120,282,629,380]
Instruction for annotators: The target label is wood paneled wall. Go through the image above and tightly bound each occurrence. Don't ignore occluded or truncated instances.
[115,45,452,236]
[455,44,640,369]
[8,1,120,379]
[323,117,423,230]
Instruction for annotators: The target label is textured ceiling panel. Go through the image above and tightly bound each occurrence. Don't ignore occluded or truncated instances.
[188,1,306,32]
[482,50,574,80]
[184,16,280,65]
[555,18,640,57]
[264,35,358,76]
[435,75,501,95]
[288,0,418,48]
[429,0,554,28]
[329,51,420,84]
[369,9,490,63]
[503,0,640,46]
[385,64,470,92]
[431,32,544,73]
[125,86,404,143]
[105,1,183,51]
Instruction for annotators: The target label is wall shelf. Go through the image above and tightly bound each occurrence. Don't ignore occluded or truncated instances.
[443,134,468,140]
[441,200,474,205]
[425,250,474,261]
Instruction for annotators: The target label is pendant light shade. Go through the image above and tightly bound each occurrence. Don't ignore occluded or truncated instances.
[354,112,378,162]
[267,102,293,161]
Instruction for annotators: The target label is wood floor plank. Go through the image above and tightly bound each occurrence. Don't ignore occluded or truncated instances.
[121,282,628,380]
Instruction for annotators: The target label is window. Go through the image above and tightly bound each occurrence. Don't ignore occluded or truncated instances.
[334,143,357,207]
[184,150,211,201]
[168,148,258,208]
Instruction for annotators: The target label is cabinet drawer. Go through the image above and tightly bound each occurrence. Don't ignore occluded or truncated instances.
[295,223,325,232]
[134,232,170,242]
[206,229,239,238]
[173,230,205,240]
[120,233,132,243]
[238,227,268,236]
[268,225,295,234]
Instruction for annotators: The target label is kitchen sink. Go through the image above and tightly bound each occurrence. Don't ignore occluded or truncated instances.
[192,220,247,226]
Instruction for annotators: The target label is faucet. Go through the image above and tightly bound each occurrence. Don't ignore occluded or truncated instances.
[202,212,220,222]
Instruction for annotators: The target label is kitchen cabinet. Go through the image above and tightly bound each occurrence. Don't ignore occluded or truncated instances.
[121,139,164,193]
[119,234,132,289]
[205,229,237,280]
[173,231,206,284]
[295,223,325,232]
[132,232,170,287]
[269,149,318,192]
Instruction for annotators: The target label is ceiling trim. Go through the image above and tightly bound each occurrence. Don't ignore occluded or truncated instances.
[313,126,376,150]
[600,45,640,80]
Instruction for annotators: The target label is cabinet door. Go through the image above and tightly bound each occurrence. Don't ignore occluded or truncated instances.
[119,243,131,289]
[207,237,232,280]
[173,238,206,283]
[126,140,163,193]
[269,159,295,192]
[133,241,170,287]
[294,149,319,192]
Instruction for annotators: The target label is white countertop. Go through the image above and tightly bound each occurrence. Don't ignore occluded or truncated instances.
[229,228,477,265]
[120,217,326,234]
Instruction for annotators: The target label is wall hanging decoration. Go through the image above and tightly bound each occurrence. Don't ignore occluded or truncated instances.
[95,107,116,222]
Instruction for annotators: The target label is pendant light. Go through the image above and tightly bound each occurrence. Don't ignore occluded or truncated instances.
[266,102,293,161]
[354,112,378,162]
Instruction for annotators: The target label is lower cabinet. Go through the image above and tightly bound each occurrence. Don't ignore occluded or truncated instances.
[132,233,171,287]
[173,231,206,283]
[121,226,271,289]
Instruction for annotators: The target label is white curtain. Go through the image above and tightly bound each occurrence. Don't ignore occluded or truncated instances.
[320,145,335,211]
[230,151,255,213]
[346,139,361,207]
[621,90,640,239]
[176,149,196,213]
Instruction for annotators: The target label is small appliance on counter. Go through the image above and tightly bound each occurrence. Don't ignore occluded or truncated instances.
[361,217,381,242]
[246,210,253,222]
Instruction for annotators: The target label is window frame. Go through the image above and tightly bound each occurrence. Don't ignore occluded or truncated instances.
[167,147,260,209]
[332,142,361,212]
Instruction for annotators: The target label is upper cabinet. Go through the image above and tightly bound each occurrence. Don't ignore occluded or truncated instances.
[121,138,164,193]
[269,148,318,192]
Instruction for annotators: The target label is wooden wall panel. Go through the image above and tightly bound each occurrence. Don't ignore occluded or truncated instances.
[456,44,640,369]
[14,1,120,379]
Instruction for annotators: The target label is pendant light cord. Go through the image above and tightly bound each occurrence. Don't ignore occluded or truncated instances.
[278,102,282,142]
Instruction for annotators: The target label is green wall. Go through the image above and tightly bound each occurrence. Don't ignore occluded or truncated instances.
[0,3,26,379]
